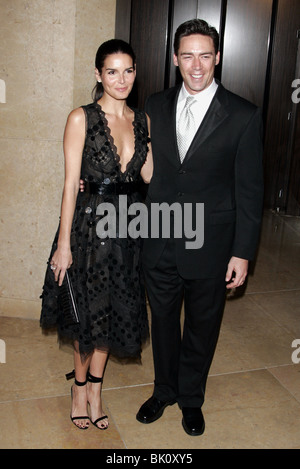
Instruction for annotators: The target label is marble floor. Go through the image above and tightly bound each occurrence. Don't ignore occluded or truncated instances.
[0,210,300,449]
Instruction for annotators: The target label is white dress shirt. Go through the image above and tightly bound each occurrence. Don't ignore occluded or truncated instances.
[176,79,218,153]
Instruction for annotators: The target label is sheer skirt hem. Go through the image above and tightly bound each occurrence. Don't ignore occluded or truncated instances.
[40,323,149,364]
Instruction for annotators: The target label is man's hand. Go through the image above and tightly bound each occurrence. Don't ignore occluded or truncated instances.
[79,179,85,192]
[225,256,248,289]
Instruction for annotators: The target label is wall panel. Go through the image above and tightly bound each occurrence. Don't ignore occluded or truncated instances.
[221,0,273,108]
[130,0,170,108]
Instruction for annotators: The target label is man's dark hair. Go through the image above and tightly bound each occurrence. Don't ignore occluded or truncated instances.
[174,19,219,56]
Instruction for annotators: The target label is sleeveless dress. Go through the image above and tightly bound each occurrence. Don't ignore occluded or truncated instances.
[40,102,150,360]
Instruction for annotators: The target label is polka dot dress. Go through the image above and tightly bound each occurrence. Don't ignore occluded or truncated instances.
[40,103,150,360]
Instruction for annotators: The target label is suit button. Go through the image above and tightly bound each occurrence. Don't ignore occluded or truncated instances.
[178,170,186,174]
[178,192,184,196]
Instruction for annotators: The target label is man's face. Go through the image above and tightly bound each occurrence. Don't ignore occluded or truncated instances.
[173,34,220,95]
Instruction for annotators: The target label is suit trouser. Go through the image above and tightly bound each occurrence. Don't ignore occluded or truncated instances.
[143,238,227,408]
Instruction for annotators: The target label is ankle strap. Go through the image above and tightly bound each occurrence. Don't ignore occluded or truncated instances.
[65,369,87,386]
[87,372,103,383]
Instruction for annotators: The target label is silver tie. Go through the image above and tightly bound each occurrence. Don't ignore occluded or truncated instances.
[177,96,196,163]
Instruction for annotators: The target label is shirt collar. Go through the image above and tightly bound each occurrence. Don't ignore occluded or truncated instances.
[178,79,218,103]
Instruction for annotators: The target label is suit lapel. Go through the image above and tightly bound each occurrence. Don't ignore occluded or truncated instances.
[162,86,182,165]
[183,84,229,165]
[162,83,230,165]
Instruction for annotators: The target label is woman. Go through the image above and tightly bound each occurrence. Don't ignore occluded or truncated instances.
[40,39,153,430]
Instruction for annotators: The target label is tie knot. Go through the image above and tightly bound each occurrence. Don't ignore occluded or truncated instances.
[185,96,196,108]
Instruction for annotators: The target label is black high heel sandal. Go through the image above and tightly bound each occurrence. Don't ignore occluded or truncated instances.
[66,370,90,430]
[87,372,109,430]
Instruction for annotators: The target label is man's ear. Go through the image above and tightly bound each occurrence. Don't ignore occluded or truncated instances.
[173,53,179,67]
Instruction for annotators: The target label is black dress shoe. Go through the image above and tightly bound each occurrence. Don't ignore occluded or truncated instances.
[182,407,205,436]
[136,395,176,424]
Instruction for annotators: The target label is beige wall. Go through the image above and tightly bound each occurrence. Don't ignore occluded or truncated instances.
[0,0,116,319]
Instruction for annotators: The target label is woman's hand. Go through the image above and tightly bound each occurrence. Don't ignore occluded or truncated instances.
[50,246,73,286]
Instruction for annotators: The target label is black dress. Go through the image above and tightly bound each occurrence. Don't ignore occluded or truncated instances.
[40,102,150,359]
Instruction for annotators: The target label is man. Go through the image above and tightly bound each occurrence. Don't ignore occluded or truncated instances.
[136,19,264,436]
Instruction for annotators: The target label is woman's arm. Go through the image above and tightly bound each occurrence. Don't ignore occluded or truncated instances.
[140,114,153,184]
[51,107,85,285]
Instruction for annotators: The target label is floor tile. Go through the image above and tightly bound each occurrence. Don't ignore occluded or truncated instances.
[0,395,125,449]
[210,294,296,375]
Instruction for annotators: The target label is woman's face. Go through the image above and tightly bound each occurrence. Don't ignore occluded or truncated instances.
[96,53,136,101]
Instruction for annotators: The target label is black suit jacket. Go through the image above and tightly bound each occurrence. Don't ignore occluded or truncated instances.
[142,82,264,279]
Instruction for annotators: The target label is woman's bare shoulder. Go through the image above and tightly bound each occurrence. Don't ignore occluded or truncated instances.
[67,107,85,125]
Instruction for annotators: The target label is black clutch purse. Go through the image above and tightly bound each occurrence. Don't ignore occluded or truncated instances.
[58,270,80,325]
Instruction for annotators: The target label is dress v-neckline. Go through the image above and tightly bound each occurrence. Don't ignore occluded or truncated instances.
[95,103,137,176]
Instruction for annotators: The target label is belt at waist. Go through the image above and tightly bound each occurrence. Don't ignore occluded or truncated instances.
[84,180,142,196]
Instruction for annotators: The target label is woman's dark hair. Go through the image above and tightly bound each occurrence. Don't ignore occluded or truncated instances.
[92,39,136,102]
[174,19,219,56]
